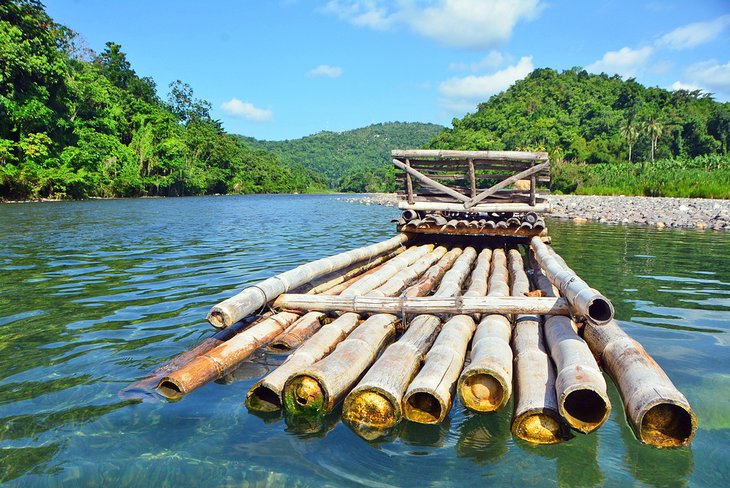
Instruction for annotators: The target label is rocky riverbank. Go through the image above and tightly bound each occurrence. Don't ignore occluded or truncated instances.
[340,193,730,230]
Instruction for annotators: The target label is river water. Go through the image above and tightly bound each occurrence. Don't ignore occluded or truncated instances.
[0,194,728,487]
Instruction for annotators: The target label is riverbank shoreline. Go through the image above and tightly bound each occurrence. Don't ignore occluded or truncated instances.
[340,193,730,230]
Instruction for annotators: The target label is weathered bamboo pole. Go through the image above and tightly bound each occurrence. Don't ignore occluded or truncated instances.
[391,149,548,161]
[401,249,491,424]
[583,320,697,447]
[342,315,442,435]
[272,294,571,316]
[120,313,272,400]
[530,237,614,325]
[465,162,550,208]
[207,234,409,328]
[533,263,611,434]
[403,248,463,297]
[282,314,400,417]
[431,247,477,297]
[508,249,570,444]
[157,312,301,399]
[457,248,513,412]
[266,312,325,352]
[403,314,476,424]
[339,244,434,297]
[246,249,447,412]
[398,201,551,214]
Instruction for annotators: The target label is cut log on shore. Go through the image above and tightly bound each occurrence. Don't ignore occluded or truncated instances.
[282,314,400,417]
[272,294,571,316]
[342,314,442,436]
[457,248,513,412]
[532,264,611,434]
[247,248,447,412]
[266,312,325,353]
[157,312,301,399]
[583,320,697,447]
[508,249,570,444]
[530,237,614,325]
[207,234,409,328]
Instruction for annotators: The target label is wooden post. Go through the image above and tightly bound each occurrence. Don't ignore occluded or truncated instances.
[584,320,697,447]
[529,160,536,206]
[405,158,415,205]
[468,158,477,198]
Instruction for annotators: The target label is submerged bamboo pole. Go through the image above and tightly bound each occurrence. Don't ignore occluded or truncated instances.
[207,234,409,328]
[530,237,614,325]
[508,249,570,444]
[272,294,570,316]
[266,312,325,352]
[458,248,513,412]
[246,248,447,412]
[533,263,611,434]
[282,314,400,417]
[157,312,300,399]
[583,320,697,447]
[342,315,442,434]
[402,248,490,424]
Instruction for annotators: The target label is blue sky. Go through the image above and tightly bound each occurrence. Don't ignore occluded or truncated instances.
[45,1,730,141]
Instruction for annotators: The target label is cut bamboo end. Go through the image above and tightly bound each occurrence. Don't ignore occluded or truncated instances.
[403,390,446,425]
[246,383,282,412]
[342,390,398,430]
[207,310,228,329]
[638,400,696,448]
[512,409,569,445]
[458,370,510,412]
[157,356,219,399]
[559,385,611,434]
[283,375,328,416]
[156,376,188,400]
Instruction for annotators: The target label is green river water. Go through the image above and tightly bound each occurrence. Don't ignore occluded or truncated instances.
[0,194,728,487]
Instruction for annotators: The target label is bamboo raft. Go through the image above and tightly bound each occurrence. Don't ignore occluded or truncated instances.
[123,150,696,449]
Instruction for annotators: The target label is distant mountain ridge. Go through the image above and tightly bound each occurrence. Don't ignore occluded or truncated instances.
[237,122,445,192]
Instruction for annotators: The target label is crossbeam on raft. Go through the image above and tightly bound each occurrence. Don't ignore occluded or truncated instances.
[273,294,571,316]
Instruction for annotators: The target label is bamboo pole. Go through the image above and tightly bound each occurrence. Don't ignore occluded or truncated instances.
[157,312,300,399]
[508,249,570,444]
[392,149,548,161]
[530,237,614,325]
[431,247,477,297]
[398,202,551,214]
[266,312,325,352]
[532,264,611,434]
[403,247,462,297]
[272,294,571,316]
[282,314,400,417]
[392,158,471,203]
[246,248,448,412]
[583,320,697,447]
[465,162,550,208]
[342,315,442,435]
[207,233,409,328]
[457,248,513,412]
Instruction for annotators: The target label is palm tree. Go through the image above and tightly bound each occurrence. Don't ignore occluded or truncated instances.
[645,115,663,163]
[621,119,639,162]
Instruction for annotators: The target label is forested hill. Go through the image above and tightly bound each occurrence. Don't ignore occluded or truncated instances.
[240,122,444,192]
[430,67,729,164]
[0,1,324,200]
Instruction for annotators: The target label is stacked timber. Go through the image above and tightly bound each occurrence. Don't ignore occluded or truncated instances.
[127,232,694,450]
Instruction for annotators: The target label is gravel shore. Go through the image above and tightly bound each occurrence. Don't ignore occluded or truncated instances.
[340,193,730,230]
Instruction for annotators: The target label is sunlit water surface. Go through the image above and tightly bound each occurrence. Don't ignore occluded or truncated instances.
[0,194,728,487]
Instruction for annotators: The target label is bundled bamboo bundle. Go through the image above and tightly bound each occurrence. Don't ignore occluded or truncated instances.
[342,314,442,434]
[457,248,513,412]
[402,248,490,424]
[247,247,447,412]
[530,237,614,325]
[583,320,697,447]
[532,264,611,434]
[157,312,301,398]
[282,314,400,416]
[508,249,570,444]
[207,234,409,328]
[266,312,325,352]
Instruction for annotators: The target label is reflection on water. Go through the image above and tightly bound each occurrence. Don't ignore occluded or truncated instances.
[0,195,729,486]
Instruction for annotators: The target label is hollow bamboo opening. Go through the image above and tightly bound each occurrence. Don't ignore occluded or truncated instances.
[639,403,694,447]
[404,392,442,424]
[562,389,609,432]
[512,411,568,445]
[343,391,397,429]
[460,373,505,412]
[208,311,226,329]
[267,342,291,352]
[157,379,185,400]
[587,298,613,325]
[246,385,282,412]
[283,375,327,416]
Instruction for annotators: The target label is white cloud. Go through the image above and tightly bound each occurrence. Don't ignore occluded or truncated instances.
[686,60,730,95]
[439,56,534,112]
[325,0,543,49]
[220,98,274,122]
[657,14,730,50]
[670,81,702,92]
[449,51,506,72]
[585,46,654,78]
[308,64,344,78]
